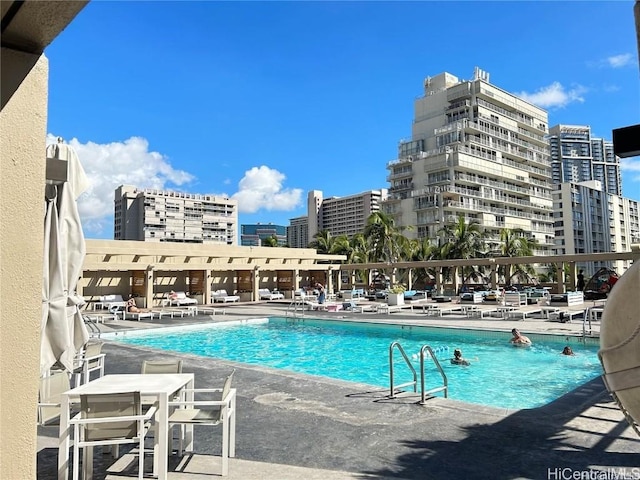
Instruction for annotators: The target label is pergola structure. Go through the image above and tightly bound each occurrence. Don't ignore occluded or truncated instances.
[80,239,640,307]
[337,250,640,294]
[81,239,347,306]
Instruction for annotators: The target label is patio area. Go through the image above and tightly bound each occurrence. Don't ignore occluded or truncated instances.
[37,302,639,479]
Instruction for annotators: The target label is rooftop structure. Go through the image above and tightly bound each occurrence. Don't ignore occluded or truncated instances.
[306,189,388,242]
[287,216,309,248]
[553,180,639,276]
[384,68,555,255]
[549,124,622,195]
[114,185,238,245]
[240,223,287,246]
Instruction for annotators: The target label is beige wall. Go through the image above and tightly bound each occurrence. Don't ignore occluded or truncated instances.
[0,47,49,479]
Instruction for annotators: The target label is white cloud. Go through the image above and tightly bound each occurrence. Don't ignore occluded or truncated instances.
[232,166,303,213]
[587,53,635,69]
[47,134,194,236]
[621,158,640,182]
[516,82,587,109]
[606,53,634,68]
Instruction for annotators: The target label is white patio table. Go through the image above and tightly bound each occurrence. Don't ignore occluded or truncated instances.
[58,373,194,480]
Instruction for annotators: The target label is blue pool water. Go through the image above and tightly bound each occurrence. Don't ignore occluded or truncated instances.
[109,318,602,409]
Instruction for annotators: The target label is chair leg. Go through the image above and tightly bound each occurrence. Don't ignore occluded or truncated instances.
[138,435,145,480]
[85,446,94,480]
[72,429,80,480]
[221,419,229,476]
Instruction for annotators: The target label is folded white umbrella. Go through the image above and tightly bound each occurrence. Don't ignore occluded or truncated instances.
[599,261,640,435]
[41,139,90,375]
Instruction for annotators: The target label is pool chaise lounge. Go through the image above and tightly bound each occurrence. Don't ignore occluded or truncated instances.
[94,294,127,311]
[213,290,240,303]
[258,289,285,300]
[167,291,198,306]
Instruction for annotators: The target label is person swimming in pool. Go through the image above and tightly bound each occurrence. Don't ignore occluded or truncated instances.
[451,348,470,366]
[562,346,575,356]
[510,328,532,347]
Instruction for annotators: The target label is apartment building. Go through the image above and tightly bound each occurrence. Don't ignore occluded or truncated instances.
[240,223,287,246]
[306,189,389,242]
[383,68,555,255]
[549,124,622,196]
[553,180,639,276]
[287,216,309,248]
[114,185,237,244]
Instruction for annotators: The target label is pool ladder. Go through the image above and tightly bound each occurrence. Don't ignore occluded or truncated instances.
[389,341,448,405]
[285,298,306,318]
[82,314,101,338]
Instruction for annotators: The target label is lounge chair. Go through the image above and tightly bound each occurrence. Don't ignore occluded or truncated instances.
[213,290,240,303]
[258,288,285,300]
[167,291,198,306]
[94,294,127,311]
[168,370,236,476]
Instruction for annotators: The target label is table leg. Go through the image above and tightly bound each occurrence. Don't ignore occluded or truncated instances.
[183,378,195,452]
[58,395,71,480]
[156,395,168,480]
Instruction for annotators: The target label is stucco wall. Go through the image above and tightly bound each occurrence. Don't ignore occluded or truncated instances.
[0,47,48,478]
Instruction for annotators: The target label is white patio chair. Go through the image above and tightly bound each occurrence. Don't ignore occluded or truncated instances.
[141,359,183,374]
[70,391,157,480]
[72,341,106,387]
[38,371,71,426]
[168,370,236,476]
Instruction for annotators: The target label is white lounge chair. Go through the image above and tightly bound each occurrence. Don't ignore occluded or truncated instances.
[258,288,285,300]
[213,290,240,303]
[167,291,198,306]
[94,294,126,311]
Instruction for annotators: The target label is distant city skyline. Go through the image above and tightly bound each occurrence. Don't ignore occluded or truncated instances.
[44,1,640,239]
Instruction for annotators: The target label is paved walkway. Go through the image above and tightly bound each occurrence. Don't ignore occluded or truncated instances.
[38,301,639,480]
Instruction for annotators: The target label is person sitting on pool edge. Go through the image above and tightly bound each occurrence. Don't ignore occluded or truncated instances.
[510,328,532,347]
[451,348,470,366]
[562,346,575,356]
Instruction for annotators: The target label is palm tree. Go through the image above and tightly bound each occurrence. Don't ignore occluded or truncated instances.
[349,233,372,285]
[494,228,538,286]
[408,237,439,289]
[437,215,485,284]
[308,229,334,254]
[364,211,411,287]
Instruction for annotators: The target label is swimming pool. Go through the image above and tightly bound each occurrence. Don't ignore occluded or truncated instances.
[108,317,602,410]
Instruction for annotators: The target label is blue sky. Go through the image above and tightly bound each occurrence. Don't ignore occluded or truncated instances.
[45,1,640,239]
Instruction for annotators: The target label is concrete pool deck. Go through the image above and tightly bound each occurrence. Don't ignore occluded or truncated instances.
[37,301,640,479]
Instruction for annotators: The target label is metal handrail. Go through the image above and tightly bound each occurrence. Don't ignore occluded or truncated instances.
[285,297,306,318]
[389,341,417,398]
[82,315,101,338]
[419,345,448,404]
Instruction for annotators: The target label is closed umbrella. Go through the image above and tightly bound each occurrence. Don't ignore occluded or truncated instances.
[41,138,90,375]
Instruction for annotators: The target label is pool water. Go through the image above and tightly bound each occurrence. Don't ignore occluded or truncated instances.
[110,318,602,409]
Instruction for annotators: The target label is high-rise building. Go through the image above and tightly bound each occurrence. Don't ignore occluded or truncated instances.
[306,189,388,242]
[553,180,639,276]
[287,216,309,248]
[240,223,287,246]
[384,68,555,255]
[549,124,622,195]
[114,185,237,244]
